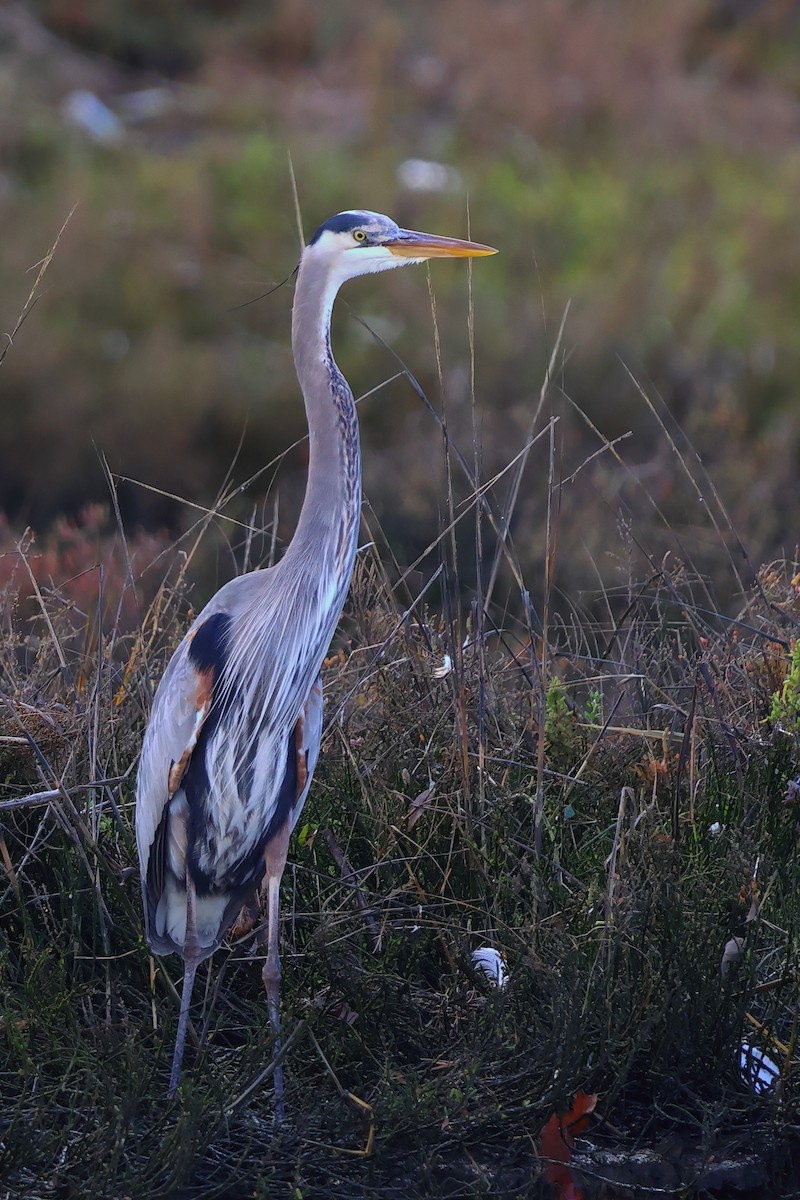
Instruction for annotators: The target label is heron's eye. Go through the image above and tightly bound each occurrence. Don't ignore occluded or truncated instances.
[353,229,368,243]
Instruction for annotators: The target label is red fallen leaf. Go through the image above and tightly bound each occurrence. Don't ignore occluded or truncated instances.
[328,1000,359,1026]
[538,1090,598,1199]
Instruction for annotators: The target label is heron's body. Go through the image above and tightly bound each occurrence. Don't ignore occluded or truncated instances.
[136,576,326,958]
[137,288,359,955]
[135,209,495,1104]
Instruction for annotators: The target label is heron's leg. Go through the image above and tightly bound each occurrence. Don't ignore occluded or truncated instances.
[261,821,291,1119]
[168,873,200,1098]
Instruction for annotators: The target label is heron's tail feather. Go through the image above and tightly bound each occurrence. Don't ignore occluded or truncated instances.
[152,878,228,957]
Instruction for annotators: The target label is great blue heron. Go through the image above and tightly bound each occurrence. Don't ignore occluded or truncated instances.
[135,209,496,1106]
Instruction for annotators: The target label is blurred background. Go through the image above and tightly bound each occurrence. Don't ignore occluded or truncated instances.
[2,0,800,617]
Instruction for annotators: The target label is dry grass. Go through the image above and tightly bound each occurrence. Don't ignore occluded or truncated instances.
[2,393,800,1196]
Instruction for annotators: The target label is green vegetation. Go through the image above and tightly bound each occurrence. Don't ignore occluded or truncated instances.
[770,639,800,734]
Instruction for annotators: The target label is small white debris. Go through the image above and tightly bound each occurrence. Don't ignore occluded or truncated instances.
[396,159,462,193]
[471,947,508,989]
[62,91,123,143]
[720,935,745,976]
[708,822,725,835]
[740,1042,780,1094]
[433,653,452,679]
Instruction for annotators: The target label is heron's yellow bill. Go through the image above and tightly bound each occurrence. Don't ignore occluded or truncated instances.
[385,231,497,259]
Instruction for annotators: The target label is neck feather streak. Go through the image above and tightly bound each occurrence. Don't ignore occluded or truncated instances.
[282,255,361,604]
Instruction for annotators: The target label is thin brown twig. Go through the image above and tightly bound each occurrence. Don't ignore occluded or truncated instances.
[322,827,380,952]
[0,775,129,812]
[0,203,78,370]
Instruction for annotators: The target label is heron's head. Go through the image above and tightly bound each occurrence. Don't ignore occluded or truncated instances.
[304,210,496,286]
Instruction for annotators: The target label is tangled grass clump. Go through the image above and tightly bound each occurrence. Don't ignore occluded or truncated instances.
[1,506,800,1196]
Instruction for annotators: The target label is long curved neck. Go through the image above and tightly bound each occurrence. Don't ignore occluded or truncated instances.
[281,254,361,594]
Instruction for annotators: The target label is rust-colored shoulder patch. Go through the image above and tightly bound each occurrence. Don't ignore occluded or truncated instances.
[294,715,308,798]
[167,664,215,797]
[293,681,322,800]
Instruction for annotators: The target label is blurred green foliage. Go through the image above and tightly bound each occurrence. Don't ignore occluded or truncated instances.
[3,0,800,606]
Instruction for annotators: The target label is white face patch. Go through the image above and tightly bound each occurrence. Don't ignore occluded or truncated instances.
[309,228,359,255]
[305,228,415,286]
